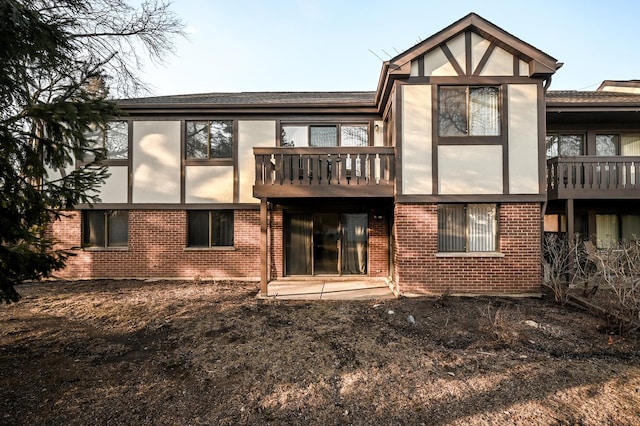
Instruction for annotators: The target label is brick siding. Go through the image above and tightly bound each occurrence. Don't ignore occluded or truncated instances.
[50,210,261,280]
[392,203,542,295]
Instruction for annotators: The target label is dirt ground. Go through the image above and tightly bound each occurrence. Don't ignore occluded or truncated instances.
[1,279,639,425]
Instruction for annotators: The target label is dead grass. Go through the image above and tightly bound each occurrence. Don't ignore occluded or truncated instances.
[1,279,640,425]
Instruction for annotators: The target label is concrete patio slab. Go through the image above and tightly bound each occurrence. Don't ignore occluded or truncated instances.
[264,279,395,300]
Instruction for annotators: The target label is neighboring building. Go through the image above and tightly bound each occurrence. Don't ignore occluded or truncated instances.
[48,13,640,296]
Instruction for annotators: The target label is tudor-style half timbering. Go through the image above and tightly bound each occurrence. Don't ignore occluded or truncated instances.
[386,13,558,201]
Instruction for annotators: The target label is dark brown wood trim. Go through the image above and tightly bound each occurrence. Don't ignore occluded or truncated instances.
[440,44,464,76]
[180,120,186,204]
[184,159,234,166]
[121,106,380,117]
[395,85,403,198]
[260,198,268,296]
[437,136,504,145]
[74,203,261,210]
[537,83,547,195]
[395,194,547,203]
[473,42,495,76]
[127,120,133,203]
[513,55,519,77]
[566,198,575,244]
[233,120,239,203]
[465,31,472,76]
[429,76,536,85]
[501,85,509,194]
[432,84,439,194]
[254,185,395,199]
[586,130,597,156]
[417,55,425,77]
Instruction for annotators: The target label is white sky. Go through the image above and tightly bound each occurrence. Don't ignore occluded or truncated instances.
[140,0,640,96]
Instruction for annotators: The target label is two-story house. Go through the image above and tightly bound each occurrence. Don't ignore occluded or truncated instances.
[49,13,638,296]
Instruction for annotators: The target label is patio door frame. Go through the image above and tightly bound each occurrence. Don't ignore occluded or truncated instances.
[284,211,368,277]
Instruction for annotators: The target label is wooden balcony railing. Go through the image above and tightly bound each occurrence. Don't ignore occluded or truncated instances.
[547,156,640,199]
[253,147,395,198]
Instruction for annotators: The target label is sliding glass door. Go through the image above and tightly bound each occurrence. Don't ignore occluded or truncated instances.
[285,212,367,276]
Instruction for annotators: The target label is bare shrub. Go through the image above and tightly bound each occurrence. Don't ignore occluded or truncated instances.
[542,234,591,304]
[588,241,640,334]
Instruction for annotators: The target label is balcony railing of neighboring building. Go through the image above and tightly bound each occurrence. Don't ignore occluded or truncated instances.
[547,156,640,199]
[253,147,395,198]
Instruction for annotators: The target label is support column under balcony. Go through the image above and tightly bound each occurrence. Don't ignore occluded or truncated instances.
[566,198,575,244]
[260,198,268,297]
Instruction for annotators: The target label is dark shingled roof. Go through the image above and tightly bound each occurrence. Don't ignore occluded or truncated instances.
[547,90,640,105]
[117,91,377,106]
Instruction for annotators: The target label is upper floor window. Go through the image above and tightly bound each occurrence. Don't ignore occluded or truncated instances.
[438,86,500,137]
[545,134,584,158]
[83,210,128,248]
[186,120,233,159]
[596,133,640,156]
[84,121,128,162]
[438,204,498,252]
[281,124,369,147]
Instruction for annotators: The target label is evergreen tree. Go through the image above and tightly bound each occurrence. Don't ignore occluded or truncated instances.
[0,0,184,302]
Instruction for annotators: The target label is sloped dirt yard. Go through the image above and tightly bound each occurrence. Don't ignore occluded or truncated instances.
[1,280,639,425]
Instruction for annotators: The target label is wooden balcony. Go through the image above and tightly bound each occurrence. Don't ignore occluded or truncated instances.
[253,147,395,198]
[547,156,640,199]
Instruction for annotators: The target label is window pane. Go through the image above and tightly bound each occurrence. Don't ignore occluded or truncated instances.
[187,211,210,246]
[186,121,209,159]
[559,135,583,156]
[281,126,308,147]
[84,210,105,247]
[210,120,233,158]
[341,125,368,147]
[596,214,619,249]
[82,124,102,163]
[439,87,467,136]
[469,87,499,136]
[310,125,337,147]
[622,215,640,242]
[596,135,618,156]
[621,134,640,155]
[105,121,128,159]
[545,135,559,158]
[211,210,234,246]
[438,204,465,252]
[467,204,497,252]
[107,210,128,247]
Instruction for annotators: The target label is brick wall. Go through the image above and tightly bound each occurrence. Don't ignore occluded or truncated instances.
[369,213,389,278]
[50,210,261,280]
[392,203,542,295]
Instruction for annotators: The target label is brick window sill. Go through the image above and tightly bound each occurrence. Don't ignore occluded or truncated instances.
[82,247,129,252]
[184,247,236,252]
[435,252,505,258]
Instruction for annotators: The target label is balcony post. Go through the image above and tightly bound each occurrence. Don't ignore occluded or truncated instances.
[260,197,268,297]
[566,198,575,245]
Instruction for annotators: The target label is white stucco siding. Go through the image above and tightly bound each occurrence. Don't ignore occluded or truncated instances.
[185,166,234,203]
[238,120,276,203]
[438,145,503,194]
[480,45,514,76]
[471,33,491,74]
[508,84,540,194]
[401,84,432,195]
[132,121,181,203]
[446,33,466,73]
[424,48,457,76]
